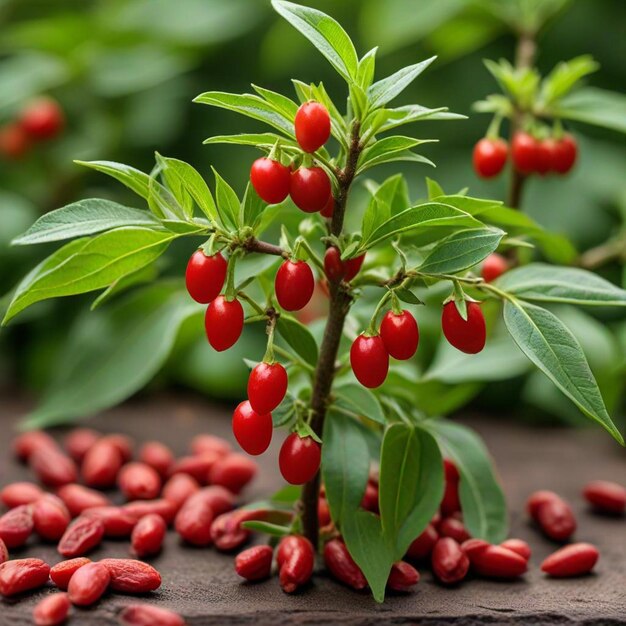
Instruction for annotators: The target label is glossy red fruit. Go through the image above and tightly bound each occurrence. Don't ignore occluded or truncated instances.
[512,132,538,174]
[320,195,334,218]
[473,138,508,178]
[235,545,274,581]
[0,123,30,159]
[350,334,389,388]
[380,310,419,360]
[247,361,288,414]
[290,166,331,213]
[469,544,528,578]
[387,561,420,592]
[406,524,439,561]
[500,538,531,561]
[534,139,553,175]
[481,253,508,282]
[0,558,50,596]
[439,516,470,543]
[536,497,577,542]
[205,296,244,351]
[324,247,345,282]
[540,542,599,578]
[208,454,258,494]
[294,101,331,153]
[344,254,365,281]
[20,98,64,140]
[232,400,273,456]
[441,301,486,354]
[250,157,291,204]
[279,434,321,485]
[552,134,577,174]
[323,539,367,590]
[277,535,315,593]
[275,260,315,311]
[50,558,91,590]
[67,561,110,606]
[33,592,71,626]
[64,428,100,463]
[431,537,469,585]
[185,250,227,304]
[131,513,167,558]
[583,480,626,514]
[441,458,461,516]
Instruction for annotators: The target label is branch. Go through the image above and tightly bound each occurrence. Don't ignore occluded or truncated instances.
[242,237,286,257]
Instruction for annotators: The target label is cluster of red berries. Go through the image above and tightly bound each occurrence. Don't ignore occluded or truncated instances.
[250,101,334,216]
[0,427,263,624]
[473,132,577,179]
[0,97,64,160]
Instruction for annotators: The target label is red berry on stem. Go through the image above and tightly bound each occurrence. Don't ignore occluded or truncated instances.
[250,157,291,204]
[279,434,321,485]
[324,247,345,282]
[185,250,227,304]
[380,310,419,360]
[205,295,244,351]
[294,102,331,153]
[441,301,486,354]
[232,400,273,456]
[290,166,331,213]
[512,132,538,174]
[472,138,508,178]
[552,134,577,174]
[344,253,365,281]
[320,194,334,218]
[0,123,31,160]
[534,139,553,175]
[248,361,288,414]
[481,253,508,282]
[350,334,389,388]
[19,98,64,140]
[275,260,315,311]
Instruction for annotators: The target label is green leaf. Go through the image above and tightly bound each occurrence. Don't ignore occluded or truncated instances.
[3,228,177,324]
[91,262,159,310]
[322,410,371,526]
[540,55,599,105]
[360,202,483,252]
[241,521,290,537]
[394,287,422,305]
[146,174,185,221]
[496,264,626,307]
[212,168,240,230]
[361,174,410,242]
[426,178,445,200]
[11,199,161,246]
[427,420,508,543]
[242,183,266,230]
[333,383,386,424]
[553,87,626,134]
[252,84,299,120]
[503,299,623,444]
[368,56,436,108]
[357,47,377,89]
[358,136,434,174]
[21,284,199,428]
[75,160,151,200]
[379,423,443,560]
[193,91,295,136]
[418,228,505,275]
[276,315,318,366]
[203,132,297,149]
[155,155,218,223]
[377,104,465,133]
[271,0,358,83]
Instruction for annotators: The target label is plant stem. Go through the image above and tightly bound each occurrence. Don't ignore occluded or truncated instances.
[301,122,361,548]
[244,238,286,257]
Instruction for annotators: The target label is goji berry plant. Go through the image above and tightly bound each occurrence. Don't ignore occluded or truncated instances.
[3,0,626,603]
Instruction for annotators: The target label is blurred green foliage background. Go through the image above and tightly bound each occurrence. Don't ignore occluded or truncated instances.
[1,0,624,428]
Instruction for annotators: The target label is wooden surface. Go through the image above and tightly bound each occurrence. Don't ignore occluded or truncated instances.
[0,392,625,625]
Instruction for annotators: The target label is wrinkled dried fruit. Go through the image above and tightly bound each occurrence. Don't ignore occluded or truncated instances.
[235,545,273,581]
[118,462,162,501]
[57,484,111,517]
[0,504,34,548]
[0,481,44,508]
[57,515,104,557]
[33,494,71,541]
[174,498,214,546]
[169,454,219,485]
[64,428,100,463]
[208,453,258,494]
[33,592,71,626]
[139,441,175,478]
[162,473,201,511]
[50,558,91,590]
[0,558,50,596]
[99,558,161,593]
[132,514,167,558]
[190,434,231,458]
[82,440,124,488]
[123,499,177,526]
[119,603,185,626]
[13,430,58,462]
[30,447,78,488]
[83,506,137,537]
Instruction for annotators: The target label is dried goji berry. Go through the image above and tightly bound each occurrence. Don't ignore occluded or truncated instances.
[190,434,231,457]
[211,509,261,552]
[431,537,469,585]
[33,494,71,541]
[82,439,124,488]
[0,481,44,508]
[57,484,111,517]
[33,592,71,626]
[469,544,528,578]
[83,506,137,538]
[162,473,201,511]
[500,538,531,561]
[185,486,235,517]
[438,516,471,543]
[132,514,167,558]
[323,538,367,590]
[50,557,91,590]
[277,535,314,593]
[208,453,258,494]
[535,497,577,542]
[526,490,560,517]
[174,498,214,546]
[57,515,104,557]
[119,603,185,626]
[360,481,379,513]
[123,499,177,526]
[13,430,58,462]
[67,561,110,606]
[235,545,273,581]
[99,558,161,593]
[169,454,219,484]
[0,558,50,596]
[30,447,78,488]
[0,538,7,565]
[583,480,626,515]
[540,542,599,578]
[406,523,439,561]
[0,504,34,548]
[387,561,419,592]
[100,434,134,462]
[64,428,99,463]
[440,458,461,517]
[139,441,174,478]
[118,462,162,501]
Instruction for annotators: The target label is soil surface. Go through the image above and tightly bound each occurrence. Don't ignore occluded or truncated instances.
[0,392,624,625]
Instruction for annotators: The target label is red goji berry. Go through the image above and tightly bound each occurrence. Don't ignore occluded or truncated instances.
[99,558,161,593]
[0,504,34,548]
[387,560,419,592]
[33,494,71,541]
[100,434,134,462]
[139,441,174,478]
[320,194,334,218]
[186,486,235,517]
[441,301,486,354]
[118,462,162,501]
[119,603,185,626]
[82,439,124,489]
[481,253,508,283]
[438,516,471,543]
[169,454,219,484]
[83,506,137,538]
[541,542,599,578]
[534,139,553,175]
[210,509,257,552]
[0,558,50,596]
[0,481,44,508]
[468,544,528,578]
[57,484,111,517]
[512,131,539,174]
[290,166,331,213]
[235,545,273,581]
[50,558,91,590]
[473,137,508,178]
[67,561,110,606]
[232,400,273,456]
[552,134,577,174]
[431,537,469,585]
[277,535,314,593]
[19,97,64,140]
[13,430,58,462]
[318,497,331,526]
[350,334,389,388]
[250,157,291,204]
[57,515,104,557]
[205,295,244,352]
[64,428,100,463]
[208,453,258,494]
[279,434,321,485]
[185,249,228,304]
[123,499,177,526]
[294,101,331,153]
[0,122,30,159]
[0,538,7,564]
[360,481,379,513]
[162,473,201,511]
[33,591,71,626]
[380,309,419,360]
[583,480,626,515]
[500,538,531,561]
[460,537,490,557]
[527,491,576,541]
[174,498,214,546]
[30,447,78,488]
[247,361,288,414]
[323,539,367,590]
[131,514,167,558]
[190,434,231,458]
[406,524,439,561]
[526,490,559,517]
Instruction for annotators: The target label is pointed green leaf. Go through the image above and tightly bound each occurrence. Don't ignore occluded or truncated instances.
[276,315,318,366]
[333,383,386,424]
[553,87,626,134]
[75,160,151,200]
[212,168,240,230]
[377,104,465,133]
[203,132,297,149]
[358,136,434,173]
[368,56,436,108]
[503,299,623,444]
[357,47,377,89]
